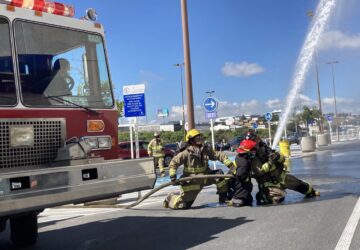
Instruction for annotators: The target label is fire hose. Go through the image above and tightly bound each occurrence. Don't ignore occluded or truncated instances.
[117,174,234,209]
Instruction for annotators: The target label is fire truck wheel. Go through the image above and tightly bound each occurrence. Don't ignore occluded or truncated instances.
[10,213,38,247]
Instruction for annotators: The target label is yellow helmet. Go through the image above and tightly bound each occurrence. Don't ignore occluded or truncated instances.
[186,129,201,142]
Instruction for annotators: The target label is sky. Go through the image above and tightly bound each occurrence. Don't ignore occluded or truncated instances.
[66,0,360,124]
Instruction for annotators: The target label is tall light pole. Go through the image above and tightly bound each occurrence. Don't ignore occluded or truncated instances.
[307,10,324,133]
[174,63,186,139]
[180,0,195,130]
[326,60,340,141]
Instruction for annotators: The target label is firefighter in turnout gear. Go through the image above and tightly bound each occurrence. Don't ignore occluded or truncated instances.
[246,130,320,205]
[227,139,256,207]
[163,129,233,209]
[148,132,166,177]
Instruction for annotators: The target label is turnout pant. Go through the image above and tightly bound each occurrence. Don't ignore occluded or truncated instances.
[283,174,314,195]
[154,156,165,175]
[166,170,228,209]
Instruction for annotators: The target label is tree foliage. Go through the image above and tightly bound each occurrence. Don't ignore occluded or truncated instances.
[115,100,124,118]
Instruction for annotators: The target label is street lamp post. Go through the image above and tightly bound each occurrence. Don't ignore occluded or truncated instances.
[174,63,186,139]
[326,60,340,141]
[307,10,324,133]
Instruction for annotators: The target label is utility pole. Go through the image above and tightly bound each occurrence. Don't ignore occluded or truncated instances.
[326,60,340,142]
[180,0,195,130]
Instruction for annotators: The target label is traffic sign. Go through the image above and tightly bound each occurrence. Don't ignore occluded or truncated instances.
[326,115,333,122]
[123,84,146,117]
[203,97,218,112]
[205,111,217,120]
[252,122,258,129]
[265,112,272,121]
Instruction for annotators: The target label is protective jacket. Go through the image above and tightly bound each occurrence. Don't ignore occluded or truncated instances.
[169,144,233,177]
[147,138,164,157]
[252,152,286,188]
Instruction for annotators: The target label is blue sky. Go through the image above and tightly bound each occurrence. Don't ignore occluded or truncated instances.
[68,0,360,123]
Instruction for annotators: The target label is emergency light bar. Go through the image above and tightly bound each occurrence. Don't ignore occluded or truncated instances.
[1,0,74,17]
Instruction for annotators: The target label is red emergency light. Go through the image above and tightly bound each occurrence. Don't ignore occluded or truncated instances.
[3,0,74,17]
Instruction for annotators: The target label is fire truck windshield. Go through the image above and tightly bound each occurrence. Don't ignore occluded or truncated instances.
[0,18,16,106]
[14,20,114,109]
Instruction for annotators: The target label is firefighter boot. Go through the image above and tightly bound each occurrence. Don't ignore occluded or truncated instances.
[218,192,227,204]
[305,189,320,198]
[230,198,245,207]
[163,192,174,208]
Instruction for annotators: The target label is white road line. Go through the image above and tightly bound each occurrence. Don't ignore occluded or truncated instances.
[334,197,360,250]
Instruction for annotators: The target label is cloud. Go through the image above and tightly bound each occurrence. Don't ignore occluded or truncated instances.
[159,96,359,124]
[221,61,265,77]
[322,97,353,105]
[266,99,282,109]
[319,30,360,50]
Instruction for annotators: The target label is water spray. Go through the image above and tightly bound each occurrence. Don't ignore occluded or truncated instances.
[272,0,337,149]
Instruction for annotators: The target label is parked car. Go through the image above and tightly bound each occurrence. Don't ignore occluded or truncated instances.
[286,133,301,145]
[229,135,246,151]
[118,140,176,166]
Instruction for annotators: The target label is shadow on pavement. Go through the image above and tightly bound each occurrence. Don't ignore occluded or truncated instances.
[0,216,253,250]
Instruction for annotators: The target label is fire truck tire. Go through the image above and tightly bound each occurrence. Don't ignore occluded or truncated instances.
[10,213,38,247]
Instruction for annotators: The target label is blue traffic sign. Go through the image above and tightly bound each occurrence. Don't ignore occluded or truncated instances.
[124,93,146,117]
[326,115,333,122]
[203,97,218,112]
[205,111,217,120]
[265,112,272,121]
[252,122,258,129]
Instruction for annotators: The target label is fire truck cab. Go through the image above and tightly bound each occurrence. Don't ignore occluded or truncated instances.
[0,1,156,246]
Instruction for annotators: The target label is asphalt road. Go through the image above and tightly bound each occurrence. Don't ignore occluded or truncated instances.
[1,139,360,250]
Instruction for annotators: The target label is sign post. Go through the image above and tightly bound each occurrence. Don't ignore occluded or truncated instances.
[123,84,146,159]
[265,112,273,146]
[252,122,258,132]
[204,97,218,151]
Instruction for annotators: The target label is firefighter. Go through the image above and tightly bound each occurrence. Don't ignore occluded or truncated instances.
[246,130,320,205]
[227,139,256,207]
[148,132,166,177]
[163,129,233,209]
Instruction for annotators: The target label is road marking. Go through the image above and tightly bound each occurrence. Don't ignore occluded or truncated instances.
[335,197,360,250]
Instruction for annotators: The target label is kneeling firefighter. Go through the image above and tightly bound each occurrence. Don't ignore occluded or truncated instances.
[227,139,256,207]
[246,130,320,204]
[163,129,233,209]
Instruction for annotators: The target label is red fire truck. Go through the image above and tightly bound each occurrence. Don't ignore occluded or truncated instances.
[0,0,156,246]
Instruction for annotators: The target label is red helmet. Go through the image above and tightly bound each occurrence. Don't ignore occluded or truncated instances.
[236,139,257,154]
[244,130,257,141]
